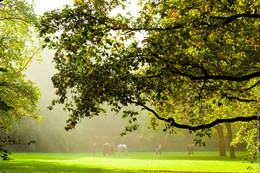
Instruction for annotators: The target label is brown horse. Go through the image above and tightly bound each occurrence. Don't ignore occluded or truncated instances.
[103,143,114,156]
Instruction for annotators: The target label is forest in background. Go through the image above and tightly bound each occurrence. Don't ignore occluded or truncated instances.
[1,0,258,160]
[5,50,245,153]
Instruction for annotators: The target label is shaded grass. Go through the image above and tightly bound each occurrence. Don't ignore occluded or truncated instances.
[0,152,257,173]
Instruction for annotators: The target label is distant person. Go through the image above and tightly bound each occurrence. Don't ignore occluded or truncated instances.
[158,144,162,155]
[188,144,194,155]
[188,144,191,155]
[190,144,194,155]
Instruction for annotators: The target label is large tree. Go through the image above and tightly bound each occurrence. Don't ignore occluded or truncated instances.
[39,0,259,139]
[0,0,41,160]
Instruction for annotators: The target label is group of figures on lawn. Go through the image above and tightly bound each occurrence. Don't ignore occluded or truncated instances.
[93,143,194,156]
[92,143,128,156]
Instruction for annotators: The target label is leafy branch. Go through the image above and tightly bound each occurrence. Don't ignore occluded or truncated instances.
[173,71,260,82]
[127,97,258,130]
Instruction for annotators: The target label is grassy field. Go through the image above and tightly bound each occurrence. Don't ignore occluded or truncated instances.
[0,152,257,173]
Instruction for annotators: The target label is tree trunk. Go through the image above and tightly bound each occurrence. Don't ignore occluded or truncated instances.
[216,124,226,156]
[225,123,235,158]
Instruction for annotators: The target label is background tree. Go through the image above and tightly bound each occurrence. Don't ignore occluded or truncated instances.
[39,0,259,155]
[0,0,41,160]
[232,116,259,160]
[226,123,235,158]
[216,124,226,156]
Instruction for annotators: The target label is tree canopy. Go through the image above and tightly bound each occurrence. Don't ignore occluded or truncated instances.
[0,0,41,160]
[39,0,259,136]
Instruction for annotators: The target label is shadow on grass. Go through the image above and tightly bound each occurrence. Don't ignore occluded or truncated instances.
[100,152,248,162]
[1,159,247,173]
[131,155,244,161]
[0,160,138,173]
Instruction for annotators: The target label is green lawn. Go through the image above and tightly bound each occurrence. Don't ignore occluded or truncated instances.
[0,152,257,173]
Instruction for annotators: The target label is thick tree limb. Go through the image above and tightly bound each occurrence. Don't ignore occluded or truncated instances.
[127,98,258,131]
[168,116,258,131]
[211,13,260,25]
[116,13,260,32]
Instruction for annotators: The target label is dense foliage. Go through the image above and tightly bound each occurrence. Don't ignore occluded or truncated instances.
[0,0,41,160]
[39,0,259,153]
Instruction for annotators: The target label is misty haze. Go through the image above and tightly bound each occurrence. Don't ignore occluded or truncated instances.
[1,0,259,172]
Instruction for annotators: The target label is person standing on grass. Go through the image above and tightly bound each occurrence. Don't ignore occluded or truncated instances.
[190,144,194,155]
[188,144,194,155]
[158,144,162,155]
[188,144,191,155]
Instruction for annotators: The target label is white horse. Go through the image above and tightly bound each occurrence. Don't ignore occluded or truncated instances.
[118,144,127,156]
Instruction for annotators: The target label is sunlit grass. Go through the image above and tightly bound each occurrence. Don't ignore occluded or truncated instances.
[0,152,257,172]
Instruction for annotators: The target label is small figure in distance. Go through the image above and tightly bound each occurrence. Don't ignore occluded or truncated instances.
[187,144,194,155]
[155,147,159,155]
[190,144,194,155]
[158,144,162,155]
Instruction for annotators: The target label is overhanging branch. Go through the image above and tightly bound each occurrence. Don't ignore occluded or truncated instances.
[211,13,260,25]
[169,116,257,130]
[126,98,258,131]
